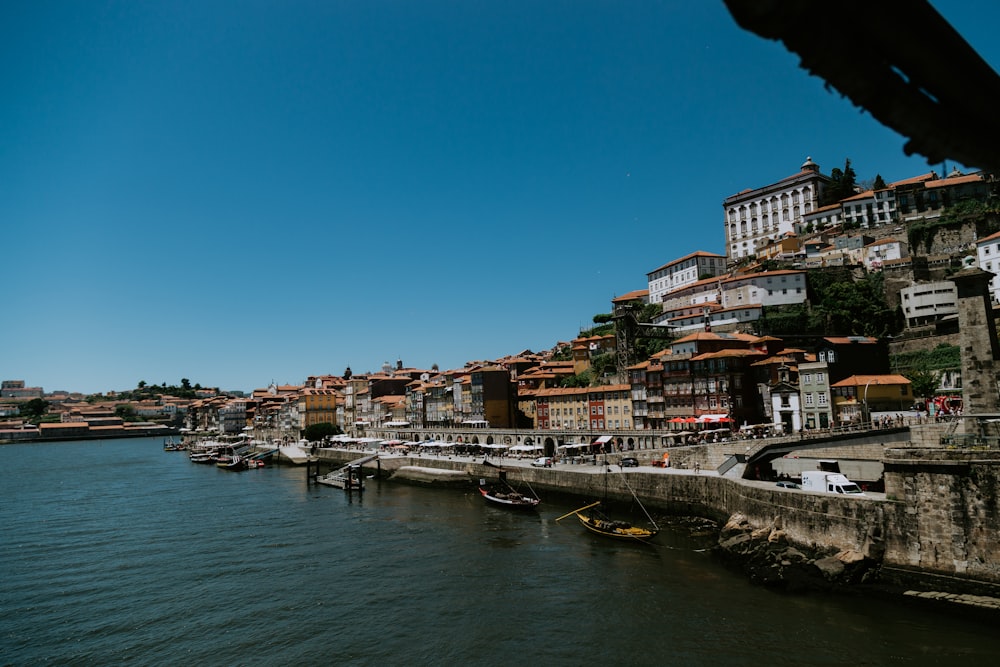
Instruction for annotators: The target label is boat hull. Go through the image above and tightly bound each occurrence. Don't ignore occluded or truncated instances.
[575,512,657,541]
[479,486,540,510]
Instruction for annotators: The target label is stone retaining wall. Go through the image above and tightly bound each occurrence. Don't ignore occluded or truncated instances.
[311,445,1000,591]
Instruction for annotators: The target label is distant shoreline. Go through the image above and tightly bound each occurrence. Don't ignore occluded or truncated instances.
[0,426,179,445]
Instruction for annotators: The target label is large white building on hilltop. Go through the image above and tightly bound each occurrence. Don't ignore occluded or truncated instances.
[723,157,830,262]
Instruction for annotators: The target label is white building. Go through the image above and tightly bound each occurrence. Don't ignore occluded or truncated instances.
[799,202,843,233]
[723,157,830,262]
[976,230,1000,304]
[769,365,802,434]
[863,237,907,271]
[900,281,958,328]
[655,276,723,322]
[666,304,763,333]
[647,251,728,305]
[719,270,807,309]
[219,399,248,435]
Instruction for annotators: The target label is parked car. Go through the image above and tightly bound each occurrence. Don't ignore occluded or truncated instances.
[775,480,800,489]
[531,456,553,468]
[620,457,639,467]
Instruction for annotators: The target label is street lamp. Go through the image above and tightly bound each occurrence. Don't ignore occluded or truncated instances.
[863,380,872,428]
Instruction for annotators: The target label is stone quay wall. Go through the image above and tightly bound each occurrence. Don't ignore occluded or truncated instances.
[314,444,1000,592]
[883,448,1000,589]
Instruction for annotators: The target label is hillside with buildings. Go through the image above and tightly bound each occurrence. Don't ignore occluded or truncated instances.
[2,158,996,442]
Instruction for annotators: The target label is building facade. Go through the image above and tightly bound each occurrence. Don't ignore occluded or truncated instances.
[723,157,830,262]
[798,361,834,430]
[647,251,728,305]
[900,281,959,328]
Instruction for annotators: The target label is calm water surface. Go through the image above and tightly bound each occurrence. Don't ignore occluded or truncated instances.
[1,438,996,666]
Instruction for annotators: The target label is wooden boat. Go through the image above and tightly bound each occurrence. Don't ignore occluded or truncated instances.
[556,456,658,540]
[479,460,540,509]
[162,437,185,451]
[219,454,248,471]
[478,485,540,509]
[564,501,657,541]
[188,448,218,464]
[216,447,248,471]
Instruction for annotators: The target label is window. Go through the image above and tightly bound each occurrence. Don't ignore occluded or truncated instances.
[805,393,814,406]
[818,392,828,406]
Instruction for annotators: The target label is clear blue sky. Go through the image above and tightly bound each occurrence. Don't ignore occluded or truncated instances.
[3,1,997,395]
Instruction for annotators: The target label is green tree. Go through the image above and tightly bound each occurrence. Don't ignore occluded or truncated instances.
[907,369,940,401]
[115,404,139,422]
[759,270,901,338]
[20,398,50,418]
[303,422,341,441]
[561,370,594,388]
[873,174,887,190]
[820,158,858,206]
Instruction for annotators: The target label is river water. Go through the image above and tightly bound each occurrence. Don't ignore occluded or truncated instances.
[1,437,996,666]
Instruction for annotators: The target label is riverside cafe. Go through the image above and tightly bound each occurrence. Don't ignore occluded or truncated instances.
[667,414,733,444]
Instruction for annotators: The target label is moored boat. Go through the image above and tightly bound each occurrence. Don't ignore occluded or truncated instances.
[218,454,248,471]
[566,501,658,541]
[215,446,246,470]
[479,460,540,510]
[556,457,658,541]
[163,437,185,451]
[478,485,540,509]
[189,448,218,464]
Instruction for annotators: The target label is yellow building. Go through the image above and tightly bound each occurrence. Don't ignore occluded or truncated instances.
[830,374,912,424]
[534,387,589,430]
[298,388,340,429]
[589,384,633,431]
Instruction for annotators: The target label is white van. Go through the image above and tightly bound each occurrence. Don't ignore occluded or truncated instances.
[800,470,865,495]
